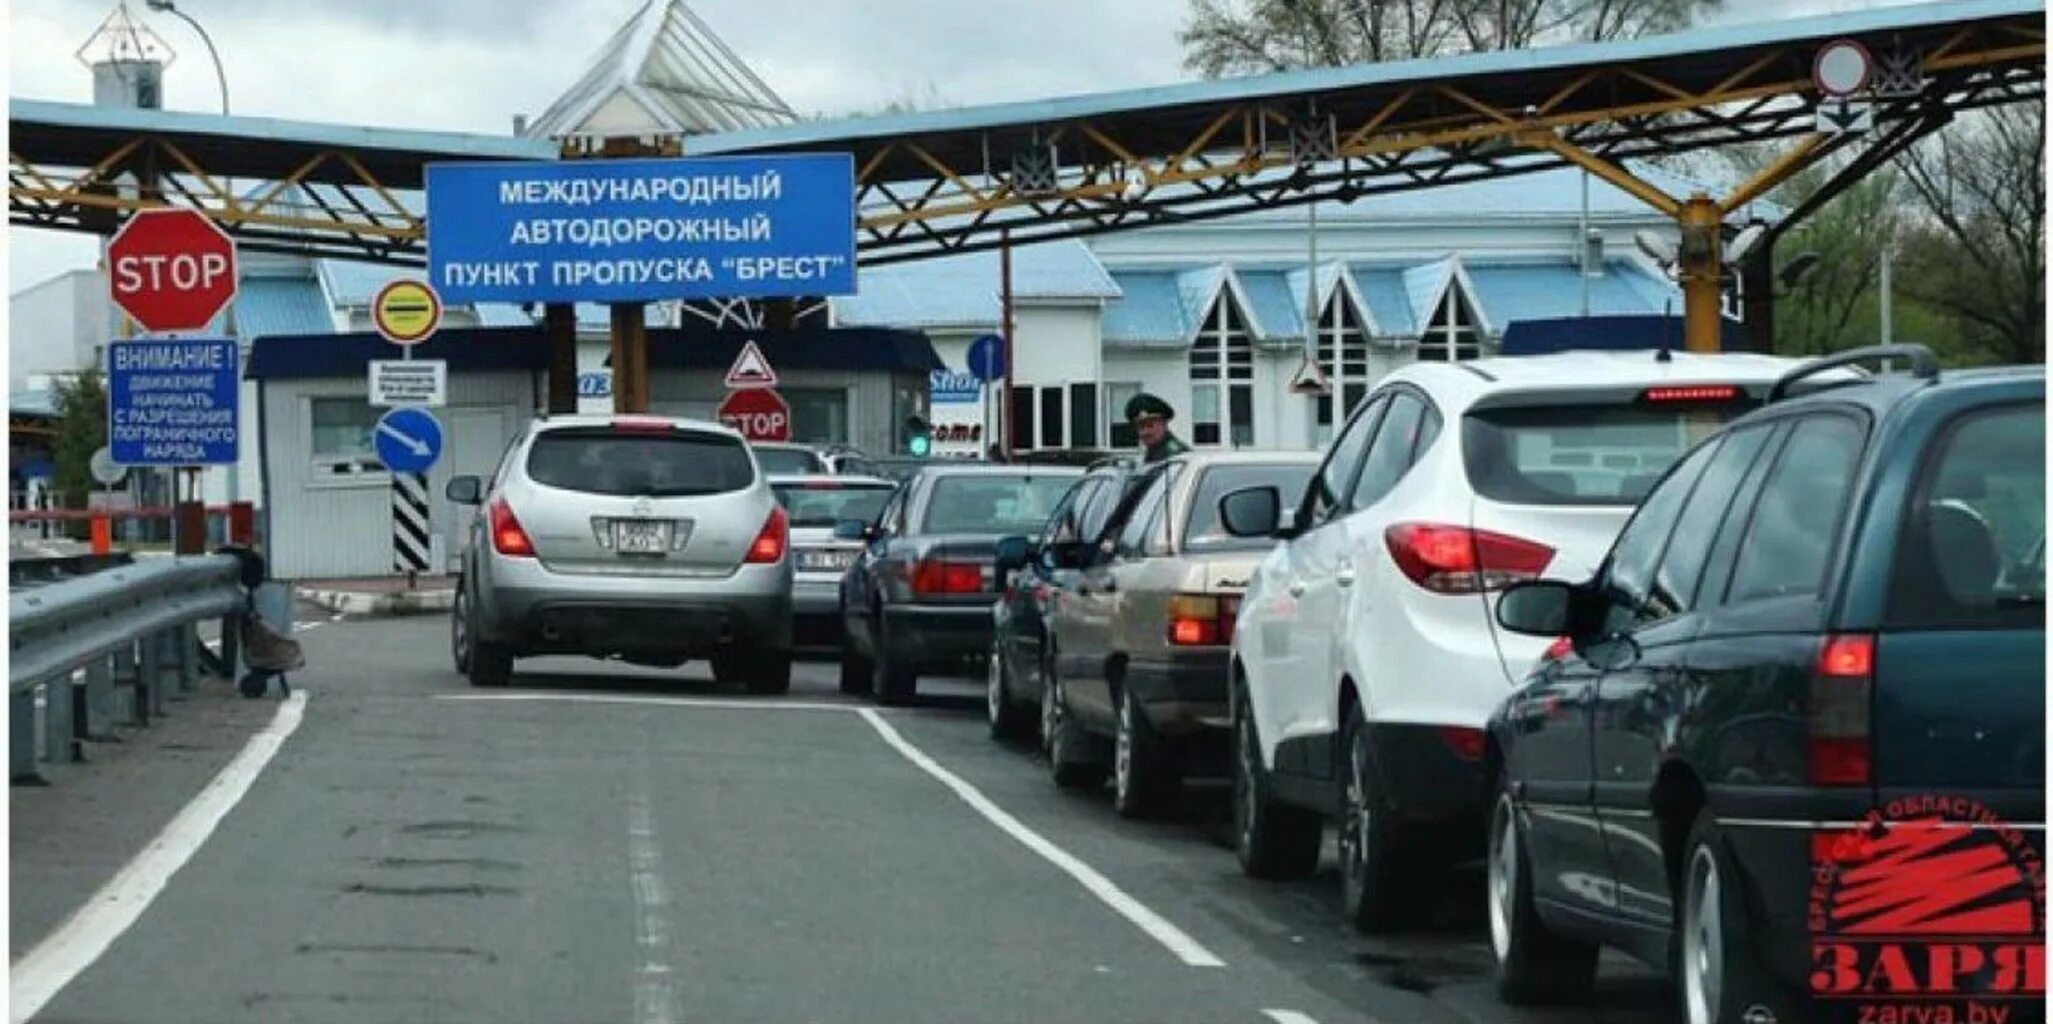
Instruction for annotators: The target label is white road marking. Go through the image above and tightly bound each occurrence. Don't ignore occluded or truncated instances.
[854,707,1227,969]
[10,690,310,1024]
[438,692,852,713]
[626,787,680,1024]
[1262,1011,1322,1024]
[293,622,321,633]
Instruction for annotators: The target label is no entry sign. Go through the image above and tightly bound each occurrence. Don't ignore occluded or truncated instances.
[108,209,238,333]
[718,388,791,443]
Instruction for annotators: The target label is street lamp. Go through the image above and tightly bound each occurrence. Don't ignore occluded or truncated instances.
[144,0,228,115]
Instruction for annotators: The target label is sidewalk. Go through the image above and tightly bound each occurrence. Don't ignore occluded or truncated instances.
[294,574,455,618]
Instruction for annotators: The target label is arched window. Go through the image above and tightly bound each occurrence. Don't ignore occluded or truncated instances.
[1313,294,1373,446]
[1189,294,1254,447]
[1419,283,1484,362]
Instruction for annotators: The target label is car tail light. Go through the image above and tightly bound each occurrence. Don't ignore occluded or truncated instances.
[489,498,536,558]
[1384,523,1554,594]
[1641,385,1741,404]
[1807,633,1874,786]
[610,415,673,434]
[912,558,985,595]
[1168,593,1238,647]
[745,505,788,564]
[1543,636,1574,661]
[1438,725,1486,761]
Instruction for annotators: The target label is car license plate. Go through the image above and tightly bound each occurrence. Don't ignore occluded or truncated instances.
[799,549,855,572]
[613,520,671,554]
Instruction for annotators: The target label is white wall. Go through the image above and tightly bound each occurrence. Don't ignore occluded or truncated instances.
[8,270,108,390]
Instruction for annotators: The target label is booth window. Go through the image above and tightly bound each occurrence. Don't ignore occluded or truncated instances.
[783,387,849,444]
[311,397,379,459]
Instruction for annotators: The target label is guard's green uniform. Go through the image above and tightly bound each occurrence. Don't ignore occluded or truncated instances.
[1125,393,1190,464]
[1143,434,1190,464]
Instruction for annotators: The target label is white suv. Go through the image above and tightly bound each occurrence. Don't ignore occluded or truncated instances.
[1216,350,1805,932]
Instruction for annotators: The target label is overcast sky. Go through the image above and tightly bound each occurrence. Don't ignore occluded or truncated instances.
[10,0,1888,293]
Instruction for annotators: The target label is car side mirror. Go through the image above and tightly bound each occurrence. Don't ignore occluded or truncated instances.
[833,518,869,542]
[1045,540,1091,570]
[446,475,483,506]
[1495,580,1578,637]
[994,535,1034,575]
[1219,486,1282,539]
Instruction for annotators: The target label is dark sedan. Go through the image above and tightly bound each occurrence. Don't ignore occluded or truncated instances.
[837,464,1082,704]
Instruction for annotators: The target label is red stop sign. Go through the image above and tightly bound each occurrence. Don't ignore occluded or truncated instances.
[108,209,238,333]
[718,388,791,443]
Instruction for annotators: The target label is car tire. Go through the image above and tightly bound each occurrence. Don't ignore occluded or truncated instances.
[838,610,872,696]
[450,583,473,675]
[717,649,792,696]
[468,637,513,689]
[1112,686,1179,819]
[871,615,916,706]
[1232,685,1321,881]
[1488,784,1599,1004]
[1338,702,1409,932]
[1045,658,1107,791]
[1677,810,1786,1024]
[987,639,1031,742]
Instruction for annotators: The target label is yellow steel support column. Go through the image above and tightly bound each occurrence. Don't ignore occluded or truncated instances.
[1679,195,1725,353]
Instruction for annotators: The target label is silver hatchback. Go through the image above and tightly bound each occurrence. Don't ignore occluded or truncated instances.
[446,414,793,692]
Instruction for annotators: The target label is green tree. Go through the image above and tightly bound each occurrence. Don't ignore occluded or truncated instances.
[1769,162,1906,358]
[50,370,107,515]
[1180,0,1720,77]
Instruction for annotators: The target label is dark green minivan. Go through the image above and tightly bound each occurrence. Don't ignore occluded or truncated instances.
[1484,346,2045,1024]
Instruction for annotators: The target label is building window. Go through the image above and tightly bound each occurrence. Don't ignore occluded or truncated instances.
[1105,382,1141,448]
[1189,295,1254,447]
[1069,383,1098,450]
[310,397,380,459]
[1419,283,1484,363]
[1314,295,1374,446]
[783,387,849,445]
[1007,384,1104,451]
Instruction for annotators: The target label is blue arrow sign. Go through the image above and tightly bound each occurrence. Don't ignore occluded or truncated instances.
[374,407,443,475]
[966,334,1005,383]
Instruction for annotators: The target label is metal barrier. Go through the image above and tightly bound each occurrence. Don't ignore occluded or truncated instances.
[9,554,250,785]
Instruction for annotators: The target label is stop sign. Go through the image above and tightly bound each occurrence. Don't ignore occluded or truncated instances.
[718,388,791,443]
[108,209,238,333]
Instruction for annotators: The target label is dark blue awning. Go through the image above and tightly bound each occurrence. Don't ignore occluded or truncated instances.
[246,328,550,380]
[630,328,943,374]
[1498,315,1746,355]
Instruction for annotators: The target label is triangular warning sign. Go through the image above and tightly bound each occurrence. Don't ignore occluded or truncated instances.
[724,340,778,389]
[1288,355,1330,396]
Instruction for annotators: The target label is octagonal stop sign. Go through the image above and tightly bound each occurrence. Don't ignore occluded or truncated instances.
[717,388,791,443]
[108,209,238,333]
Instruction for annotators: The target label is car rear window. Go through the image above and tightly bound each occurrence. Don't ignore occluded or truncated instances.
[923,475,1076,535]
[1463,400,1747,507]
[755,447,825,475]
[1888,402,2045,629]
[772,482,895,528]
[1184,463,1316,552]
[526,428,754,497]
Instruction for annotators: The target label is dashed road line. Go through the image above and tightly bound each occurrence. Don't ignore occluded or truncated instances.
[625,786,680,1024]
[1261,1011,1323,1024]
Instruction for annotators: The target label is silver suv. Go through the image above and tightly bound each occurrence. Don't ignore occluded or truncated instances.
[446,414,793,693]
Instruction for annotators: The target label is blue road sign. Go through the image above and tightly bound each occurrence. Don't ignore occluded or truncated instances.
[374,407,444,475]
[426,154,857,305]
[930,370,982,405]
[107,338,239,466]
[966,334,1005,382]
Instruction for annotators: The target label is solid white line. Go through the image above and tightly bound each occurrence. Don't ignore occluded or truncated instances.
[625,787,679,1024]
[436,692,852,713]
[853,707,1227,969]
[10,690,310,1023]
[1262,1011,1322,1024]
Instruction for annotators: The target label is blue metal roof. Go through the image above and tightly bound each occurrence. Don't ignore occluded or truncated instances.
[833,239,1118,328]
[682,0,2035,156]
[1464,260,1682,329]
[315,259,398,307]
[1101,271,1191,348]
[476,304,537,328]
[1233,269,1307,344]
[1403,258,1458,329]
[9,99,553,163]
[234,276,332,340]
[1349,266,1414,335]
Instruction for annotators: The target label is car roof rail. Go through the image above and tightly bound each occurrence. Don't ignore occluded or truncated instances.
[1768,343,1939,403]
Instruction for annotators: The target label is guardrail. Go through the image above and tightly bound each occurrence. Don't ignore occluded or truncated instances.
[9,554,252,785]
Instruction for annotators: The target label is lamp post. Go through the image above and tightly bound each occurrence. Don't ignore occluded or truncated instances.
[144,0,228,115]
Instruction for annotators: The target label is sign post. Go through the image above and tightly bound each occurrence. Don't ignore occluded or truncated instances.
[373,407,443,583]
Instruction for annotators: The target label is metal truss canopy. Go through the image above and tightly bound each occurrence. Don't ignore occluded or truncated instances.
[8,0,2045,269]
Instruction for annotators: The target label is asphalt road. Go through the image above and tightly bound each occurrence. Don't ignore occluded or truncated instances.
[17,614,1673,1024]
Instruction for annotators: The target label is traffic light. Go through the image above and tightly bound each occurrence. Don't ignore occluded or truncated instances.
[904,415,932,457]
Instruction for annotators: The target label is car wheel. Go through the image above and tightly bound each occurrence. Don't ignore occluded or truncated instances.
[450,583,472,675]
[717,648,792,696]
[1232,686,1320,880]
[1677,810,1783,1024]
[838,608,872,696]
[1488,784,1598,1003]
[467,635,513,689]
[1038,647,1059,756]
[1045,659,1107,791]
[1112,686,1178,819]
[987,639,1031,742]
[871,614,916,706]
[1338,702,1408,932]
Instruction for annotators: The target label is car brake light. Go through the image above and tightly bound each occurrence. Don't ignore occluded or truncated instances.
[1641,385,1741,403]
[1808,634,1874,786]
[1168,593,1237,647]
[489,498,536,558]
[610,415,673,434]
[1385,523,1554,594]
[912,558,985,594]
[745,505,788,564]
[1438,725,1486,761]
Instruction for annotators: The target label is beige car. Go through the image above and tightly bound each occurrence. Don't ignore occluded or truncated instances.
[1036,450,1318,818]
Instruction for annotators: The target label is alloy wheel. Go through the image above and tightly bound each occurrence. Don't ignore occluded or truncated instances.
[1114,693,1134,804]
[986,643,1005,727]
[1488,793,1517,963]
[1234,708,1259,853]
[1340,730,1372,892]
[1683,845,1724,1024]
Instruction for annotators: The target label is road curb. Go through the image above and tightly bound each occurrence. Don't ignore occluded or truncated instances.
[295,586,454,619]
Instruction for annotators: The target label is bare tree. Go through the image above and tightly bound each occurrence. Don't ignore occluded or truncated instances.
[1771,164,1905,357]
[1180,0,1719,77]
[1892,101,2046,364]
